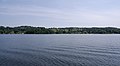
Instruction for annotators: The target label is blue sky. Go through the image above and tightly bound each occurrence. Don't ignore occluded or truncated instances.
[0,0,120,27]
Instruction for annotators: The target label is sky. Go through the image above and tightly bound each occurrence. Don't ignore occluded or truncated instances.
[0,0,120,27]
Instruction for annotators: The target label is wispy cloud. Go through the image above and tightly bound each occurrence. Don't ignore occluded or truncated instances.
[0,3,120,26]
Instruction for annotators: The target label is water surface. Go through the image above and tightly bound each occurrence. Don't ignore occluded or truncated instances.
[0,34,120,66]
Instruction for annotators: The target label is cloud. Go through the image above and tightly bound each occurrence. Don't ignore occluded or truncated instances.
[0,5,120,26]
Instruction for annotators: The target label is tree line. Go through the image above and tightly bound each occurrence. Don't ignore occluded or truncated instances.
[0,26,120,34]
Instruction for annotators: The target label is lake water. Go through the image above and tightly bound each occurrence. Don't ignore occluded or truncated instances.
[0,34,120,66]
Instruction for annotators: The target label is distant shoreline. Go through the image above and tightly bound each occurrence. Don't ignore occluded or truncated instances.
[0,26,120,34]
[0,33,120,34]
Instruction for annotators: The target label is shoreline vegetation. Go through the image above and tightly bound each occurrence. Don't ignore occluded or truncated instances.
[0,26,120,34]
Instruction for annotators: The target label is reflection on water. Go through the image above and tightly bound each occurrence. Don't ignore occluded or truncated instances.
[0,34,120,66]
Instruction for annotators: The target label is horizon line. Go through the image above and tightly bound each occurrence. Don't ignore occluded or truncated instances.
[0,25,120,28]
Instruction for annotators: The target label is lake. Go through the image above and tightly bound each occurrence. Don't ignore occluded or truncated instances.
[0,34,120,66]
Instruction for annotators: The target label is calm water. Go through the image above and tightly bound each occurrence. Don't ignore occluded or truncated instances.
[0,34,120,66]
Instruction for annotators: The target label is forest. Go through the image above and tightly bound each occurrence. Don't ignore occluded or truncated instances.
[0,26,120,34]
